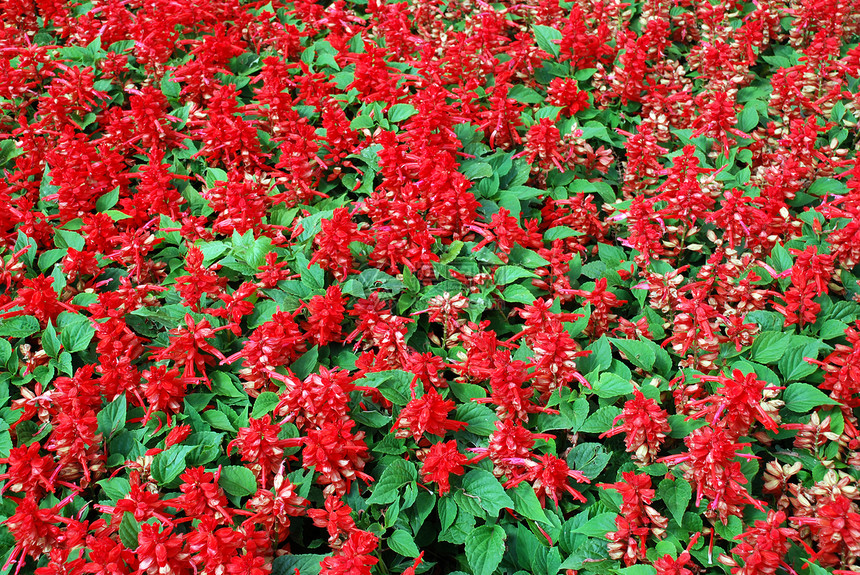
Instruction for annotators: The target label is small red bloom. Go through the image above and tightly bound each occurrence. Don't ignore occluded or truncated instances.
[393,389,467,442]
[420,440,469,495]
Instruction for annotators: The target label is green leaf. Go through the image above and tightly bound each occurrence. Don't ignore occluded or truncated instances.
[465,525,506,575]
[291,346,319,380]
[271,554,326,575]
[544,226,583,241]
[783,383,840,412]
[388,529,421,558]
[461,468,515,517]
[0,316,40,338]
[98,477,131,500]
[58,313,95,353]
[461,160,494,180]
[367,459,417,505]
[592,372,633,398]
[151,446,192,485]
[202,409,237,432]
[388,103,418,122]
[356,370,418,406]
[657,477,692,525]
[567,442,612,479]
[610,338,656,371]
[0,338,12,367]
[41,322,61,358]
[750,331,791,364]
[95,187,119,211]
[778,342,821,382]
[251,392,280,419]
[456,402,499,436]
[97,396,127,438]
[500,284,536,305]
[219,465,258,497]
[532,25,562,58]
[617,567,657,575]
[580,406,622,434]
[119,513,140,549]
[668,414,708,438]
[494,266,538,285]
[509,482,549,523]
[819,319,849,340]
[508,84,544,104]
[438,495,458,533]
[572,512,617,538]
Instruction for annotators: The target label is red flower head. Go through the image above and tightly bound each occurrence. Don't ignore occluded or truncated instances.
[308,496,356,545]
[136,524,192,575]
[228,415,290,489]
[602,390,670,465]
[393,389,467,442]
[303,419,372,497]
[302,285,347,347]
[420,440,470,495]
[320,530,379,575]
[505,453,590,508]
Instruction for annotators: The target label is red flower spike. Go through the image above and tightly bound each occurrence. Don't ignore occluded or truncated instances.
[393,389,467,442]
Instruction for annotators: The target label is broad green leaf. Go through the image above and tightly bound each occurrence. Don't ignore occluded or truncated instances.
[97,396,127,438]
[388,529,421,558]
[151,445,192,485]
[58,313,95,352]
[119,513,140,549]
[41,322,61,357]
[657,477,692,525]
[610,338,656,371]
[291,346,319,380]
[750,331,791,364]
[500,284,536,305]
[367,459,417,506]
[592,372,633,398]
[532,25,562,58]
[461,468,515,517]
[617,567,657,575]
[509,482,549,523]
[271,554,326,575]
[494,266,538,285]
[783,383,840,412]
[777,341,821,382]
[572,512,617,538]
[219,465,258,497]
[0,316,40,338]
[456,402,499,436]
[465,525,506,575]
[580,406,622,434]
[251,392,280,419]
[567,442,611,480]
[388,103,418,122]
[356,370,418,406]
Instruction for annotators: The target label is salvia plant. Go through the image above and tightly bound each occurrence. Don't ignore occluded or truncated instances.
[0,0,860,574]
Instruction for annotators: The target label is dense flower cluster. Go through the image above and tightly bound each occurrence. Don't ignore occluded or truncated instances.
[1,0,860,574]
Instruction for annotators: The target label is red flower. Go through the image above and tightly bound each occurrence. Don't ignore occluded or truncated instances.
[136,524,192,575]
[228,416,290,489]
[505,453,590,508]
[310,208,369,282]
[303,419,372,497]
[308,496,357,545]
[420,440,469,495]
[302,285,347,346]
[601,390,670,465]
[0,442,55,496]
[320,529,379,575]
[393,389,467,442]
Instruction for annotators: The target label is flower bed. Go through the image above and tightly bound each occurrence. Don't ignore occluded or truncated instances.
[1,1,860,574]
